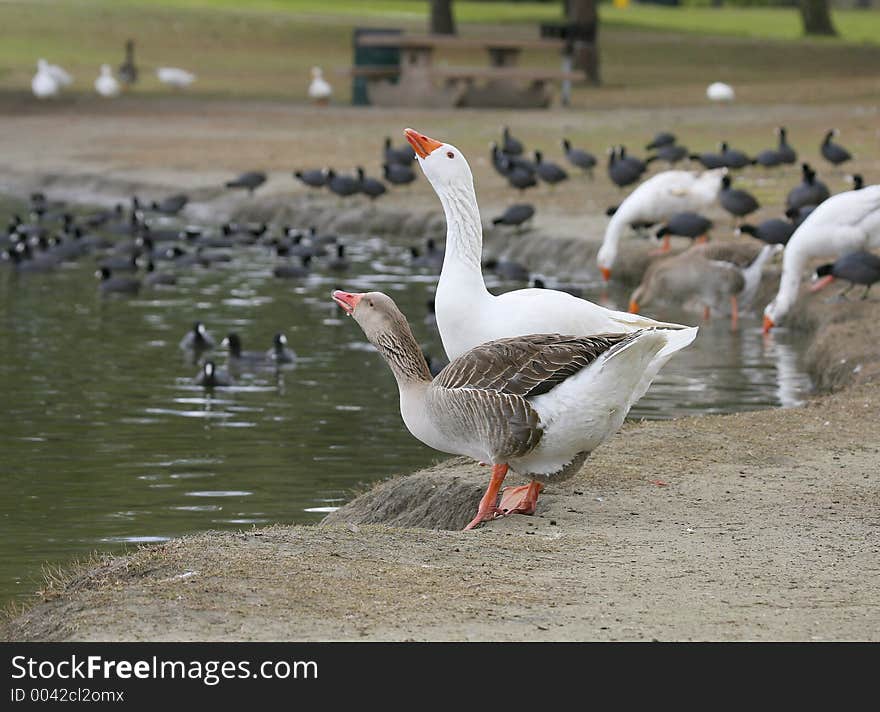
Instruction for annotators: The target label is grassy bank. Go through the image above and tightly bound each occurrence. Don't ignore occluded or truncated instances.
[1,1,879,105]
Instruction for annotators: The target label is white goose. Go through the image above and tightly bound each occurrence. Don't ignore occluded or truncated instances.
[308,66,332,105]
[333,290,697,530]
[596,168,726,281]
[157,67,196,89]
[32,59,62,98]
[94,64,120,97]
[404,128,697,363]
[763,184,880,332]
[706,82,735,102]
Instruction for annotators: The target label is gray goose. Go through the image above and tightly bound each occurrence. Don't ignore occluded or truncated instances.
[332,290,696,530]
[629,241,780,330]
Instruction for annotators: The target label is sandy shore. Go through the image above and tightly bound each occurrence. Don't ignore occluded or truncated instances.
[2,97,879,641]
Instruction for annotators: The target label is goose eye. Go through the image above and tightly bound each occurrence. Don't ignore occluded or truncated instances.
[446,151,454,159]
[368,300,374,307]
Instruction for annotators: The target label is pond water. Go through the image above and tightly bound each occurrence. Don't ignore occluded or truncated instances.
[0,197,812,603]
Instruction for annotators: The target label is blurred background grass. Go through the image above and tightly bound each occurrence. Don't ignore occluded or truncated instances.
[1,0,879,106]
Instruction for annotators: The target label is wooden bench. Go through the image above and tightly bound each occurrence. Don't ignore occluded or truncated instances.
[344,33,577,108]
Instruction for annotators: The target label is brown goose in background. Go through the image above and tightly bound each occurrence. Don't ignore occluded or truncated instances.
[332,290,696,530]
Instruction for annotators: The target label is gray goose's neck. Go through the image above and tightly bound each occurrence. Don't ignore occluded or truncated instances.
[437,180,485,280]
[369,323,432,390]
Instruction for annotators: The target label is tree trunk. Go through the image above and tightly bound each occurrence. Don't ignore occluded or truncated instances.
[430,0,456,36]
[566,0,599,85]
[799,0,837,36]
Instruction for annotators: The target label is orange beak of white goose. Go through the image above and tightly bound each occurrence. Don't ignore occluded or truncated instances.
[332,290,363,315]
[762,314,775,334]
[404,128,443,159]
[600,267,611,283]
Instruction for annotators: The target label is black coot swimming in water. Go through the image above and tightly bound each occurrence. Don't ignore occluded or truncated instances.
[96,267,140,294]
[179,321,215,352]
[266,333,297,364]
[195,361,231,388]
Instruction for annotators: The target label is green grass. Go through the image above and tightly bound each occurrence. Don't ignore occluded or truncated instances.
[600,5,880,45]
[1,0,879,105]
[119,1,880,44]
[118,0,564,24]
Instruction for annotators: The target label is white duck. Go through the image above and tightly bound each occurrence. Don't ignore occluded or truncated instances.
[32,59,62,98]
[707,82,735,102]
[94,64,120,97]
[157,67,196,89]
[333,290,697,530]
[763,184,880,332]
[308,66,332,105]
[596,168,727,281]
[404,128,697,363]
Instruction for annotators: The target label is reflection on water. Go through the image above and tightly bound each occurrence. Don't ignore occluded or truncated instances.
[0,198,811,602]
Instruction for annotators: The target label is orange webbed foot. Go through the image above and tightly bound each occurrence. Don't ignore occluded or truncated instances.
[499,481,544,517]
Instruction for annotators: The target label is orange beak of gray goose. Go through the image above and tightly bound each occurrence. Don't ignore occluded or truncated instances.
[332,290,363,315]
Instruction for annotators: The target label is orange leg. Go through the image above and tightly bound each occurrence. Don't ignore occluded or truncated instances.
[649,234,671,256]
[464,464,509,531]
[695,234,709,244]
[499,480,544,517]
[703,305,711,322]
[730,295,739,332]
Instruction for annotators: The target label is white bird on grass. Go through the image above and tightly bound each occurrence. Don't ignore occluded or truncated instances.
[32,59,60,98]
[157,67,196,89]
[94,65,120,97]
[308,66,332,105]
[706,82,735,102]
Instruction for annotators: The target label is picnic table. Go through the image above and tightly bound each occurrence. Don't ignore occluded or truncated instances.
[342,33,582,109]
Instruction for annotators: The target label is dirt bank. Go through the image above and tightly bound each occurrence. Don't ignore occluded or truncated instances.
[2,97,879,642]
[5,381,879,642]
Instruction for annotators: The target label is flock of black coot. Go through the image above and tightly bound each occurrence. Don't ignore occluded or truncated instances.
[180,322,296,389]
[489,125,863,237]
[0,189,463,389]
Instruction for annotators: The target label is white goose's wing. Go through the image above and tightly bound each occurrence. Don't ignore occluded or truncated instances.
[809,185,880,227]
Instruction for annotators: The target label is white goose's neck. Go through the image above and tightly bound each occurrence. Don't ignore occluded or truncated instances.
[437,181,486,288]
[775,241,809,316]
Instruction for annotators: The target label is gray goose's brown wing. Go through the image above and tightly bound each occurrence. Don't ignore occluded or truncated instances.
[428,333,635,461]
[435,333,634,397]
[697,241,762,268]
